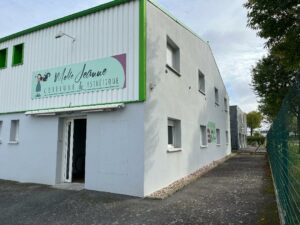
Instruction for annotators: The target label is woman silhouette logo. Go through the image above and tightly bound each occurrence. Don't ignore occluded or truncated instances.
[35,73,50,97]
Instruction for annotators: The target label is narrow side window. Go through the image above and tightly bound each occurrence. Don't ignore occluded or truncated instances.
[10,120,19,143]
[0,48,8,69]
[166,36,180,74]
[167,118,182,150]
[0,121,3,143]
[12,43,24,66]
[216,128,221,145]
[215,88,219,105]
[224,98,228,112]
[226,130,229,145]
[198,71,205,94]
[200,125,207,147]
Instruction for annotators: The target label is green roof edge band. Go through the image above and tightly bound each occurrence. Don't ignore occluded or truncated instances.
[139,0,147,101]
[0,0,135,44]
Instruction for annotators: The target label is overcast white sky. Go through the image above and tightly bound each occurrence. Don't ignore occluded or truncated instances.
[0,0,266,112]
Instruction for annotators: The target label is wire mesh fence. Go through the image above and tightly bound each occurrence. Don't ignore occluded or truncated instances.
[267,81,300,225]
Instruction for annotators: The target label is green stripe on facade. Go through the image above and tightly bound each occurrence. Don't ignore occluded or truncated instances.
[139,0,147,101]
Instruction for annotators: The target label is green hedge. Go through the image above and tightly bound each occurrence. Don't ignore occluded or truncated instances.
[247,136,266,145]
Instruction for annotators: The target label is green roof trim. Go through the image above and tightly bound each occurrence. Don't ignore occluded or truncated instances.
[0,0,135,44]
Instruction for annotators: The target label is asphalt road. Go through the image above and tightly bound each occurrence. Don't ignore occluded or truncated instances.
[0,154,279,225]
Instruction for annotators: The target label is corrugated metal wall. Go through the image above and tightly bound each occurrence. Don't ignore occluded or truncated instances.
[0,0,140,113]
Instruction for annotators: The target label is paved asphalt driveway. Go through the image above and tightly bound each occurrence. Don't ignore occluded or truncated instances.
[0,154,279,225]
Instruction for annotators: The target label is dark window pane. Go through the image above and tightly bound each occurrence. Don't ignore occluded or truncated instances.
[168,126,173,145]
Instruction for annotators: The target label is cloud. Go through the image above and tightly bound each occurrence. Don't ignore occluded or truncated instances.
[0,0,109,37]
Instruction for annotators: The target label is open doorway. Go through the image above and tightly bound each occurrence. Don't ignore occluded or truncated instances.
[62,118,86,183]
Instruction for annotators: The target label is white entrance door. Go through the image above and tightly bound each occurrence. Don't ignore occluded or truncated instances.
[62,119,74,183]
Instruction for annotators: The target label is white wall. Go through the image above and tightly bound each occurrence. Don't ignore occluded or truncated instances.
[85,103,145,197]
[0,114,59,185]
[0,0,140,113]
[144,2,231,196]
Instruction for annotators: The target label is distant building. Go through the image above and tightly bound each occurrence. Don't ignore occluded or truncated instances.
[230,106,247,150]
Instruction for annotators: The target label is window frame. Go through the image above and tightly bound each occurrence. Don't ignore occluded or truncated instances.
[215,87,219,106]
[226,130,229,145]
[9,120,20,144]
[168,122,175,147]
[167,118,182,152]
[0,48,8,69]
[166,36,180,75]
[0,121,3,144]
[224,98,228,112]
[200,125,207,148]
[216,128,221,145]
[12,43,24,66]
[198,70,205,95]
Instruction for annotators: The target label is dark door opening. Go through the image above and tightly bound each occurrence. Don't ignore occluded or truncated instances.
[72,119,87,183]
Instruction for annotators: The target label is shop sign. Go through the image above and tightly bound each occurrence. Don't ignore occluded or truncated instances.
[207,121,216,143]
[32,54,126,99]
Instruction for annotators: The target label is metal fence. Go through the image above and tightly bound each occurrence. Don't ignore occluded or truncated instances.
[267,82,300,225]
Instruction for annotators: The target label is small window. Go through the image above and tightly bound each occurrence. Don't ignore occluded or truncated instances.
[224,98,228,112]
[12,43,24,66]
[226,131,229,145]
[198,71,205,94]
[167,118,181,150]
[216,128,221,145]
[10,120,19,143]
[0,121,3,143]
[200,125,207,147]
[215,88,219,105]
[0,48,8,69]
[166,37,180,73]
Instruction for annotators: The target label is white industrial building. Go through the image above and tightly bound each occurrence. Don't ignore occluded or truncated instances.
[0,0,231,197]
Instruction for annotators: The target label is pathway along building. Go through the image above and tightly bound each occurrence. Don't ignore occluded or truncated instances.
[0,0,231,197]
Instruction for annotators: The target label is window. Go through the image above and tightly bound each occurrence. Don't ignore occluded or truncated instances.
[224,98,228,112]
[0,121,2,143]
[200,125,207,147]
[167,118,181,150]
[0,48,7,69]
[198,71,205,94]
[216,128,221,145]
[166,37,180,73]
[226,131,229,145]
[10,120,19,143]
[215,88,219,105]
[12,43,24,66]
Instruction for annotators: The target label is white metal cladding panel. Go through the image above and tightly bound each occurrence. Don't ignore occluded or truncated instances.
[0,0,140,113]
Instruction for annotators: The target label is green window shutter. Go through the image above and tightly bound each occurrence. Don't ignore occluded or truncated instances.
[0,48,7,69]
[12,43,24,66]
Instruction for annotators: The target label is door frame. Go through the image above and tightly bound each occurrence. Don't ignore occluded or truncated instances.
[61,116,86,183]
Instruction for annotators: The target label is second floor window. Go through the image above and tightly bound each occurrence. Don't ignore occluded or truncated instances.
[166,37,180,73]
[215,88,219,105]
[198,71,205,94]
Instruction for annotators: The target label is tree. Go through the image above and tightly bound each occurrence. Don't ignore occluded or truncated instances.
[244,0,300,70]
[244,0,300,122]
[247,111,263,136]
[251,54,296,119]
